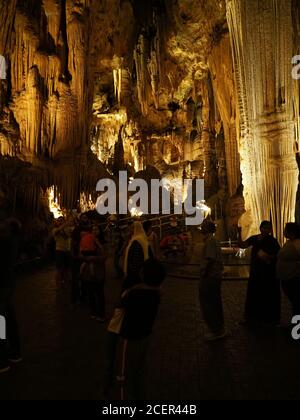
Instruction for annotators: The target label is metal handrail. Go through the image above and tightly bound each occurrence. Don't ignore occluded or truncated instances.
[100,213,188,239]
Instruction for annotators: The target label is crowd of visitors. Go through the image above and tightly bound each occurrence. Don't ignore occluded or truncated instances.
[0,211,299,401]
[196,219,300,342]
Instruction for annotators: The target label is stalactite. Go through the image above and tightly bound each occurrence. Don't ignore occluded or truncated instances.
[209,34,241,197]
[134,33,148,116]
[113,68,122,104]
[0,0,17,54]
[0,1,117,212]
[226,0,299,243]
[133,6,163,116]
[147,8,162,110]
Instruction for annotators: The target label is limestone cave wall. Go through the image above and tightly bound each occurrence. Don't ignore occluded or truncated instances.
[0,0,299,242]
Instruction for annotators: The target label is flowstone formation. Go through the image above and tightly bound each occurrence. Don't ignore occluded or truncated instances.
[227,0,300,243]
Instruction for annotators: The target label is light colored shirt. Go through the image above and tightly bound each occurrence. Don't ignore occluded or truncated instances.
[53,226,73,252]
[0,55,6,80]
[147,231,158,258]
[276,239,300,282]
[200,236,224,278]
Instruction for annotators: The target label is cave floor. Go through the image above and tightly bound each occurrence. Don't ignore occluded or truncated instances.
[0,258,299,401]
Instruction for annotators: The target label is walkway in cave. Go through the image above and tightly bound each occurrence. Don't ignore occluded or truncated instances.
[0,258,299,400]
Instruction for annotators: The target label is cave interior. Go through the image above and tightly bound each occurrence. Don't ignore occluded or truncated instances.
[1,0,300,245]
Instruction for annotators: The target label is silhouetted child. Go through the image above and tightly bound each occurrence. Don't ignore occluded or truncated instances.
[103,259,166,400]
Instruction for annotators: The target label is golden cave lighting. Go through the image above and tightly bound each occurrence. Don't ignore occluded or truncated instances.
[196,200,212,219]
[80,193,96,213]
[129,207,144,218]
[48,187,63,219]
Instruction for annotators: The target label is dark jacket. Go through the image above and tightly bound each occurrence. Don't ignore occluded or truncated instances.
[120,285,161,340]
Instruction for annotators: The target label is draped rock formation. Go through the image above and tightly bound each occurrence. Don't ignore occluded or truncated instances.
[227,0,299,243]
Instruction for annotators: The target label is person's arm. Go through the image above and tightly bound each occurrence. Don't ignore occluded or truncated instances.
[98,241,107,259]
[257,249,273,263]
[94,237,106,256]
[53,222,69,236]
[259,240,281,263]
[237,227,252,249]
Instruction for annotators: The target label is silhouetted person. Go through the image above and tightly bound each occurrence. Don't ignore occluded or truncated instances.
[114,227,125,278]
[238,221,281,326]
[52,216,74,287]
[199,220,226,341]
[143,221,159,259]
[103,259,166,400]
[277,223,300,317]
[79,251,106,322]
[122,221,149,290]
[0,219,22,374]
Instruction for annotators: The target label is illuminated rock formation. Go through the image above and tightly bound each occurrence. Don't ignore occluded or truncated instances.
[227,0,299,242]
[0,0,299,242]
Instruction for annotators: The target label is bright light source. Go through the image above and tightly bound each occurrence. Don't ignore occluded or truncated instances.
[48,186,63,218]
[80,193,95,212]
[130,207,143,217]
[196,200,211,218]
[236,248,246,259]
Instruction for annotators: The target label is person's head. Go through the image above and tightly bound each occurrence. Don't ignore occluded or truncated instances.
[57,216,65,227]
[142,259,166,287]
[284,223,300,241]
[260,221,272,236]
[80,213,89,225]
[66,215,75,226]
[92,225,100,237]
[170,216,177,228]
[200,219,217,236]
[143,220,152,235]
